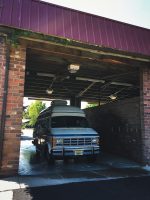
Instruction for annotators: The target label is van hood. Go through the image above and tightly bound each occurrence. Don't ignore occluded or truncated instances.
[51,128,98,137]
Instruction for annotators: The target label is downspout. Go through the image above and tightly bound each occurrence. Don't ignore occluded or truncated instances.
[0,35,10,169]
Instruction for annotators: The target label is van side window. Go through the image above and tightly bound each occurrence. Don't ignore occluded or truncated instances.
[39,118,50,132]
[51,116,89,128]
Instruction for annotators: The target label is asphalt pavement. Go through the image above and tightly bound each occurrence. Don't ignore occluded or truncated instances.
[13,176,150,200]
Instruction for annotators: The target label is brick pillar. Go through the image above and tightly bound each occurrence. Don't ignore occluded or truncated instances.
[0,37,6,124]
[0,39,26,175]
[140,67,150,165]
[0,36,7,172]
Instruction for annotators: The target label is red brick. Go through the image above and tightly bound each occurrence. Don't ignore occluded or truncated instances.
[0,39,26,175]
[140,67,150,165]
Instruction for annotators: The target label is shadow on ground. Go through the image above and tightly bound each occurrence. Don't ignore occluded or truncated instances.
[13,176,150,200]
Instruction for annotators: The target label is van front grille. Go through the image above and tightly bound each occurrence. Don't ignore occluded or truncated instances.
[63,138,92,146]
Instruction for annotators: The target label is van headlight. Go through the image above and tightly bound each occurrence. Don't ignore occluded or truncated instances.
[53,138,63,146]
[56,138,63,145]
[92,138,99,144]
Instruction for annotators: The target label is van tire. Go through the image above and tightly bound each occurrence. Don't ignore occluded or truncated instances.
[35,148,41,159]
[46,148,55,164]
[64,157,69,163]
[87,156,97,163]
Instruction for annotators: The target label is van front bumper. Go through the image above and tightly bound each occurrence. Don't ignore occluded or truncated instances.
[51,146,100,158]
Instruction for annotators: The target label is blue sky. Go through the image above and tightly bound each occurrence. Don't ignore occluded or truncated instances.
[42,0,150,29]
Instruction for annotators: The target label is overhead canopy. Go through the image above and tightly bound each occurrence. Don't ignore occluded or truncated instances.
[0,0,150,56]
[25,44,140,102]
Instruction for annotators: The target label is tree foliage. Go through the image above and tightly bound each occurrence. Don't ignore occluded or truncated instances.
[23,100,46,126]
[23,108,29,119]
[86,103,99,108]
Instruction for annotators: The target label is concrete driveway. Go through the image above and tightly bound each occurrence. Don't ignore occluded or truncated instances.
[19,129,149,179]
[0,129,150,200]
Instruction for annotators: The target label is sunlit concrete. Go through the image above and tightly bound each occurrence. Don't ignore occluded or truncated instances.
[0,191,13,200]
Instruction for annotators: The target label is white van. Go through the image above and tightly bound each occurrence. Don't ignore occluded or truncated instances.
[32,100,100,162]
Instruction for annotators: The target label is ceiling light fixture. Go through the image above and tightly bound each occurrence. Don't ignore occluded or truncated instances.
[46,77,56,95]
[109,94,117,100]
[68,64,80,73]
[46,88,53,95]
[109,88,126,100]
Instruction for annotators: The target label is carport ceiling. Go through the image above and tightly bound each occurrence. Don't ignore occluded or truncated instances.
[25,48,140,102]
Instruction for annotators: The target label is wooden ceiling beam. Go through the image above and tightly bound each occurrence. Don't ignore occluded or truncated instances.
[21,37,150,64]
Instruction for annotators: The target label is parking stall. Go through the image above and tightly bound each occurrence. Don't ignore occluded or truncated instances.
[0,0,150,176]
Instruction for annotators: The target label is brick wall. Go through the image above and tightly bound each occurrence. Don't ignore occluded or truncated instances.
[0,37,6,125]
[0,41,26,175]
[140,67,150,165]
[85,97,142,162]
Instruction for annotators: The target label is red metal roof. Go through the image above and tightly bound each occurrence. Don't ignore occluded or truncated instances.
[0,0,150,56]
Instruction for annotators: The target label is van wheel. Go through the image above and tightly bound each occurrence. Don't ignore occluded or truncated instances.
[46,149,55,164]
[44,146,48,158]
[64,157,69,163]
[35,148,41,159]
[87,156,97,163]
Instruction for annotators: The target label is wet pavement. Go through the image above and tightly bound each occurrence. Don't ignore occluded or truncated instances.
[19,129,150,180]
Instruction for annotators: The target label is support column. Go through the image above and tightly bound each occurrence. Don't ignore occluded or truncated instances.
[0,37,6,125]
[75,97,81,108]
[140,67,150,165]
[0,36,8,173]
[0,38,26,175]
[70,96,81,108]
[70,96,76,107]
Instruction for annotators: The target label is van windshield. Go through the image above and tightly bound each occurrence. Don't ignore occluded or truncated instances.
[51,116,89,128]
